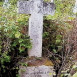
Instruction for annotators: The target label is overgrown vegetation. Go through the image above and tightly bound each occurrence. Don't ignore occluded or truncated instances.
[0,0,77,77]
[0,1,32,77]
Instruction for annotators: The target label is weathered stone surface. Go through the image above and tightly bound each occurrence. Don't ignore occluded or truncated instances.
[43,2,55,15]
[28,0,43,57]
[28,14,43,57]
[17,0,55,57]
[19,65,55,77]
[17,1,31,14]
[18,0,55,77]
[17,0,55,15]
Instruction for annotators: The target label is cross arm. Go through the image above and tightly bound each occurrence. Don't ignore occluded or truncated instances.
[17,0,55,15]
[17,1,31,14]
[43,2,55,15]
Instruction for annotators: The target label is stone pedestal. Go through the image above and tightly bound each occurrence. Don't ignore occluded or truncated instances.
[19,65,55,77]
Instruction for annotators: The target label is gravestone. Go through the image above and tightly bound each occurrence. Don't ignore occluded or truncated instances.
[18,0,55,57]
[17,0,55,77]
[19,65,55,77]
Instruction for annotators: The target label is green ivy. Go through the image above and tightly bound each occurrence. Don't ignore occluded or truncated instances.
[0,2,32,76]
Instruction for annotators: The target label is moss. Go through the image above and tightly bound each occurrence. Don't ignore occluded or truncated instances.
[20,56,54,67]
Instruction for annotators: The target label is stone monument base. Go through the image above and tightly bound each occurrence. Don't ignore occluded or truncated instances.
[19,65,55,77]
[19,57,55,77]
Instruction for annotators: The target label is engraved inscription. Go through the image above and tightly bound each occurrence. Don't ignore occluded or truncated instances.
[19,66,54,77]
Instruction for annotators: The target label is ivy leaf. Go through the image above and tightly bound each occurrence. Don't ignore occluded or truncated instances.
[73,72,77,77]
[53,49,57,53]
[72,65,77,69]
[15,32,21,38]
[56,40,61,44]
[19,39,23,43]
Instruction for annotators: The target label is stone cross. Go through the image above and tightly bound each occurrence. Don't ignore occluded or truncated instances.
[18,0,55,57]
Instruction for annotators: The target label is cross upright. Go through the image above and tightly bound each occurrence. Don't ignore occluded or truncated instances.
[18,0,55,57]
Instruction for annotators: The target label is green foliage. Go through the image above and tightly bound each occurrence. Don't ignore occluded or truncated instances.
[11,35,32,53]
[19,62,28,67]
[46,0,75,20]
[43,19,73,54]
[16,74,20,77]
[44,0,51,2]
[0,1,31,76]
[1,52,10,64]
[73,72,77,77]
[43,0,75,55]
